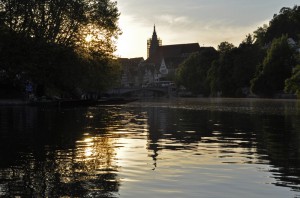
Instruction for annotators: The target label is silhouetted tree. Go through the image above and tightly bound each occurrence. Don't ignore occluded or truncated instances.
[0,0,120,54]
[0,0,121,98]
[176,48,218,95]
[206,38,264,97]
[218,41,235,54]
[204,42,236,96]
[253,24,268,47]
[264,6,300,44]
[285,64,300,97]
[251,35,295,97]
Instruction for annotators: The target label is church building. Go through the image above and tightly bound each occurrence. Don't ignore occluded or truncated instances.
[119,25,214,88]
[138,25,211,86]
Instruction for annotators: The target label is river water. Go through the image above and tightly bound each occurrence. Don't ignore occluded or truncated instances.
[0,98,300,197]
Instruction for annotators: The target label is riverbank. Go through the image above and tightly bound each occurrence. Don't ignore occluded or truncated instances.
[0,96,298,107]
[0,98,138,107]
[0,99,28,106]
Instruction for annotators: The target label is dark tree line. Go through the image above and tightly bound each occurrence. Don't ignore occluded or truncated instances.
[176,5,300,98]
[0,0,121,98]
[251,35,295,97]
[176,47,218,96]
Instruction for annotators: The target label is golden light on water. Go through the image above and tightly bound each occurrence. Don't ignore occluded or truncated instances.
[85,34,93,42]
[52,106,266,188]
[84,147,93,157]
[1,98,299,197]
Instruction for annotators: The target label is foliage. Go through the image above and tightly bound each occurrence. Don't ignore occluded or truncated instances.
[176,48,218,95]
[285,65,300,97]
[217,41,235,54]
[176,37,265,97]
[253,24,268,47]
[264,6,300,44]
[0,0,121,98]
[211,46,237,97]
[178,5,300,98]
[207,39,264,97]
[81,56,121,93]
[253,5,300,47]
[251,35,295,97]
[206,61,219,96]
[233,36,265,95]
[0,0,120,55]
[250,5,300,98]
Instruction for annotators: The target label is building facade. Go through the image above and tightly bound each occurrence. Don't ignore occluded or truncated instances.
[118,57,144,87]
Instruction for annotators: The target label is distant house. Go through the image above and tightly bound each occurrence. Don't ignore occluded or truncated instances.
[118,57,144,87]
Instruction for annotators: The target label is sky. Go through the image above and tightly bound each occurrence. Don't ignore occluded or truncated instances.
[115,0,299,59]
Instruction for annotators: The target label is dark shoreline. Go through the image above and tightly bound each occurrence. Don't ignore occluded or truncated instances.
[0,96,298,107]
[0,99,28,106]
[0,98,138,107]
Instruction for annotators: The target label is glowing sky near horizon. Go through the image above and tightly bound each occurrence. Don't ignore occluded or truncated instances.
[115,0,299,59]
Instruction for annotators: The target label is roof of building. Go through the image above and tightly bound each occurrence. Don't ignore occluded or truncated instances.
[118,57,144,75]
[118,57,144,65]
[160,43,201,57]
[145,43,201,67]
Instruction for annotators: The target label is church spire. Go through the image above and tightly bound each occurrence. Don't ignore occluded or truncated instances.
[147,25,162,58]
[152,24,157,39]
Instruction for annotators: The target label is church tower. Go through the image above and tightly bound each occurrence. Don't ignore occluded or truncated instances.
[147,25,162,58]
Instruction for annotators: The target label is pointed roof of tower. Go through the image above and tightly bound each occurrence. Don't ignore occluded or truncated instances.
[152,24,157,39]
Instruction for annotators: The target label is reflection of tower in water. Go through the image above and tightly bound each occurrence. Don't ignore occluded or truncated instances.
[146,107,169,169]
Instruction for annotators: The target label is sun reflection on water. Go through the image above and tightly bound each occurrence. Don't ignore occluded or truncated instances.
[1,99,300,197]
[56,107,153,186]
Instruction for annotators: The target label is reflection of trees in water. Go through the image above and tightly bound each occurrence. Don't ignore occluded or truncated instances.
[145,107,260,166]
[147,107,209,147]
[146,107,211,169]
[145,106,300,192]
[1,103,300,195]
[50,134,119,197]
[254,114,300,192]
[0,106,120,197]
[0,140,119,197]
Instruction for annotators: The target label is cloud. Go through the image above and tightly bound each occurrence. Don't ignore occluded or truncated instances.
[156,15,190,25]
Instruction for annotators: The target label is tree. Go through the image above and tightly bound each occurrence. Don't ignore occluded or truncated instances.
[241,34,255,46]
[285,64,300,97]
[233,36,265,96]
[251,35,295,97]
[218,41,235,54]
[0,0,120,55]
[264,6,300,44]
[205,43,237,97]
[206,61,219,96]
[207,39,265,97]
[176,48,218,95]
[253,24,268,47]
[0,0,121,98]
[81,56,121,93]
